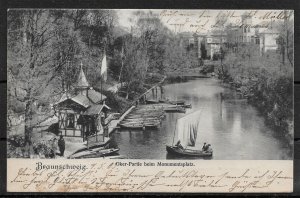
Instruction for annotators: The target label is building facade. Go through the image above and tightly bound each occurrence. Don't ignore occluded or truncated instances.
[193,32,227,60]
[226,12,279,54]
[54,63,110,142]
[180,12,280,60]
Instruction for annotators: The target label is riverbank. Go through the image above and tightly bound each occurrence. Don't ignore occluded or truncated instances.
[113,77,292,159]
[214,61,293,145]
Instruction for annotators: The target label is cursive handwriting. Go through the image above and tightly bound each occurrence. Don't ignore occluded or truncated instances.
[158,10,293,33]
[8,162,292,192]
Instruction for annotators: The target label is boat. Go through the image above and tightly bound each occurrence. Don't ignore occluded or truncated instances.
[166,146,212,157]
[169,100,185,105]
[181,104,192,108]
[119,122,160,129]
[159,99,186,105]
[145,99,160,104]
[159,99,167,103]
[105,155,127,159]
[68,148,120,159]
[166,110,213,157]
[119,123,144,129]
[164,106,186,113]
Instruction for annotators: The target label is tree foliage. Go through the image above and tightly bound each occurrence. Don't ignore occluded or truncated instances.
[7,9,118,140]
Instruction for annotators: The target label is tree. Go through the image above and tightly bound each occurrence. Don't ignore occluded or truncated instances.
[132,11,172,74]
[121,35,149,99]
[8,10,65,141]
[274,10,294,68]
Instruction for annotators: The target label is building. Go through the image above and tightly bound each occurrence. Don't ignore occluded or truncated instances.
[53,63,110,142]
[227,12,279,54]
[258,29,280,53]
[193,32,227,60]
[178,32,195,49]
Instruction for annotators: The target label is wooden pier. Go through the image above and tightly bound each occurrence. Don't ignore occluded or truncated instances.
[119,104,165,129]
[119,102,191,129]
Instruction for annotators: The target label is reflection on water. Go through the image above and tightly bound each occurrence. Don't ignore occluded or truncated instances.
[111,78,292,160]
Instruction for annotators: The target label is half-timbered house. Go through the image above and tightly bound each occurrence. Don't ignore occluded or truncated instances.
[53,64,110,142]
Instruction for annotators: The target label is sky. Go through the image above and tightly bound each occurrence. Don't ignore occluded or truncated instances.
[116,9,294,34]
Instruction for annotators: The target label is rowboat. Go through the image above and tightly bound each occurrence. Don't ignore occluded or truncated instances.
[169,100,185,105]
[166,110,213,158]
[145,99,160,104]
[159,99,186,105]
[166,145,212,157]
[182,104,192,108]
[68,148,119,159]
[119,123,159,129]
[164,106,186,113]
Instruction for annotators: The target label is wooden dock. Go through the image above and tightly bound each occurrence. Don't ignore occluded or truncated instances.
[119,104,165,129]
[119,102,191,129]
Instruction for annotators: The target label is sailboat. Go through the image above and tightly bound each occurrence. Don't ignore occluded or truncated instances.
[166,110,213,157]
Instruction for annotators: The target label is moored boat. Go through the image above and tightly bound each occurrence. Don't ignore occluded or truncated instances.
[181,104,192,108]
[169,100,185,105]
[68,148,120,159]
[145,99,160,104]
[164,106,186,113]
[119,122,160,129]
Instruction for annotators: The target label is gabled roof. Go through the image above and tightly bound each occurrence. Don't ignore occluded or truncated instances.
[87,89,107,104]
[76,64,90,87]
[54,92,69,105]
[83,104,111,115]
[55,90,107,109]
[71,94,91,108]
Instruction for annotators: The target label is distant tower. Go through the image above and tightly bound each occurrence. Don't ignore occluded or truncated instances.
[75,62,90,96]
[241,12,253,43]
[241,12,252,26]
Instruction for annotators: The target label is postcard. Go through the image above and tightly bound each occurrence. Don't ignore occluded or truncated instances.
[7,9,294,192]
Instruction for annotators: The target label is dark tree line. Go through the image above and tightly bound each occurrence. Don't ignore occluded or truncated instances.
[8,9,194,140]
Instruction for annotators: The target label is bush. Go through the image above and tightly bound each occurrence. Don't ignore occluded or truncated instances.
[223,49,293,138]
[200,64,214,75]
[103,90,131,113]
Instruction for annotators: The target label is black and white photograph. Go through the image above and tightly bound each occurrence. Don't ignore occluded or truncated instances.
[7,9,294,160]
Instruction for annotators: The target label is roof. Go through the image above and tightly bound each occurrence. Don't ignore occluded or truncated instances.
[259,29,279,34]
[71,94,91,108]
[83,104,111,115]
[87,89,107,104]
[179,32,193,38]
[54,92,69,105]
[76,64,90,87]
[55,90,107,108]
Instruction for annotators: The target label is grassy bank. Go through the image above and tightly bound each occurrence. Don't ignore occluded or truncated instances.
[216,53,293,143]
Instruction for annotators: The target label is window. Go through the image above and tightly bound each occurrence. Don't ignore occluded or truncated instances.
[244,26,247,33]
[189,38,194,48]
[66,114,75,128]
[255,38,260,45]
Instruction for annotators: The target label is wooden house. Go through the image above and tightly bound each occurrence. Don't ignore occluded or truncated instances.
[53,64,110,142]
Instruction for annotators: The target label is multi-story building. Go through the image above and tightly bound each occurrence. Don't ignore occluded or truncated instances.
[179,12,279,60]
[227,12,279,55]
[193,32,227,60]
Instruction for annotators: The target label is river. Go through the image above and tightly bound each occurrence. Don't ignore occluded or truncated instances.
[110,78,292,160]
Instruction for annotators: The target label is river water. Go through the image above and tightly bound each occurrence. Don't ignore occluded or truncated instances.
[110,78,292,160]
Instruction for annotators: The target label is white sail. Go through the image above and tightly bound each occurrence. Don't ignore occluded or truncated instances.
[176,110,202,147]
